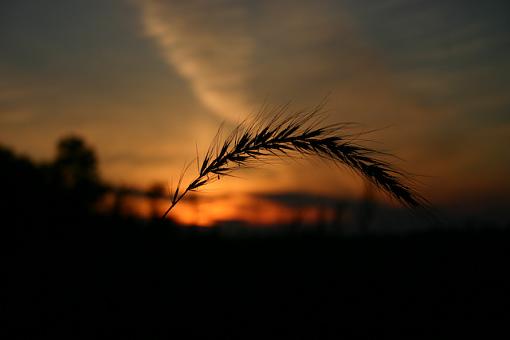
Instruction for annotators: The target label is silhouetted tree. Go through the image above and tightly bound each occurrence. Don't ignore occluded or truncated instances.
[55,136,98,187]
[53,136,104,215]
[0,146,43,230]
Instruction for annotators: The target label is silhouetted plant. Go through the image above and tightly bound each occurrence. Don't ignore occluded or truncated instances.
[163,103,428,218]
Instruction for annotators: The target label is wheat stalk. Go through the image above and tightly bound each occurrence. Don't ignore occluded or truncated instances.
[162,103,428,219]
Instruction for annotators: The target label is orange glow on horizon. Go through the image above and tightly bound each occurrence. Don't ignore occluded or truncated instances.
[97,191,342,227]
[169,193,340,227]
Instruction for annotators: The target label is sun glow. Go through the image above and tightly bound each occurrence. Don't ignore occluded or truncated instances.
[168,193,339,228]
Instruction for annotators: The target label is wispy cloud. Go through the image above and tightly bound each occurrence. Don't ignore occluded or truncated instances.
[138,0,255,121]
[136,1,385,122]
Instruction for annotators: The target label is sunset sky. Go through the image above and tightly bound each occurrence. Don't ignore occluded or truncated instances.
[1,0,509,226]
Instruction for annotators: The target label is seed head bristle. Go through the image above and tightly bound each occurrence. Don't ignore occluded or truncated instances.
[161,105,430,219]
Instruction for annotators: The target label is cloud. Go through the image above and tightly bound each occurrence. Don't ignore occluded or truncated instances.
[136,0,389,122]
[138,0,255,121]
[134,0,448,197]
[254,191,349,209]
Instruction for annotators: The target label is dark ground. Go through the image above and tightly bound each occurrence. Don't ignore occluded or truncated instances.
[3,217,509,337]
[2,139,509,337]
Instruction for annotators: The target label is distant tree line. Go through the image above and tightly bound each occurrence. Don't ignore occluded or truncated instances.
[1,136,105,228]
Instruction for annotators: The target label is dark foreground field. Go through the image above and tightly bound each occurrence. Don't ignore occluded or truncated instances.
[3,217,509,337]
